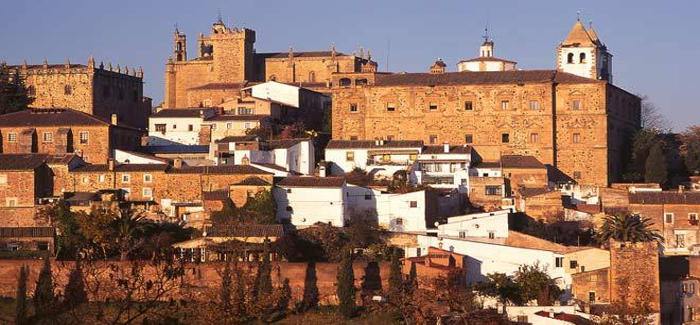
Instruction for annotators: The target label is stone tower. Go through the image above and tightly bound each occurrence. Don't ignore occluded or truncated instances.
[173,28,187,62]
[557,20,613,83]
[208,19,256,82]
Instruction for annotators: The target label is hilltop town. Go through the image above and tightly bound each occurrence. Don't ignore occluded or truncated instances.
[0,16,699,324]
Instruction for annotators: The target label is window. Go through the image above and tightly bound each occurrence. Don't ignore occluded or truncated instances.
[172,124,177,130]
[429,135,438,144]
[37,242,49,251]
[588,292,596,303]
[42,132,53,143]
[6,198,18,207]
[381,154,391,162]
[465,134,473,144]
[572,100,582,110]
[79,131,89,144]
[308,71,316,83]
[7,133,17,143]
[459,231,466,238]
[573,171,582,180]
[677,234,686,248]
[664,213,673,223]
[570,260,578,269]
[237,107,253,115]
[364,193,371,200]
[188,124,194,131]
[142,187,153,198]
[501,133,510,143]
[81,176,89,184]
[386,135,394,141]
[226,123,232,129]
[573,133,581,144]
[386,103,396,112]
[555,257,563,268]
[517,315,529,324]
[356,79,368,86]
[350,136,358,140]
[409,153,417,161]
[339,78,352,87]
[690,213,698,223]
[395,218,403,225]
[529,100,540,110]
[579,52,586,63]
[567,53,574,64]
[244,122,251,129]
[0,174,6,185]
[143,174,153,183]
[485,186,501,196]
[155,124,166,133]
[98,175,106,183]
[464,101,473,111]
[346,151,354,162]
[530,133,539,143]
[488,232,495,239]
[28,86,36,97]
[409,201,418,208]
[350,103,358,112]
[429,103,438,111]
[500,100,509,110]
[64,84,72,95]
[286,188,292,194]
[121,174,131,183]
[285,206,293,212]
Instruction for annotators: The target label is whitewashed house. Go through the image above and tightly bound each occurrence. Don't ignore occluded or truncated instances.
[274,176,347,227]
[148,108,217,145]
[437,209,510,239]
[213,137,314,176]
[412,144,472,193]
[114,149,168,165]
[325,140,423,177]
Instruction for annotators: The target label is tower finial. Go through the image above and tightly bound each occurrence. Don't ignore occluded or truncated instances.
[174,22,179,34]
[217,9,223,23]
[483,23,490,43]
[576,10,581,21]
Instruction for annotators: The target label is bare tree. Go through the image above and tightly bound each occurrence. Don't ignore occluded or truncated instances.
[638,94,670,131]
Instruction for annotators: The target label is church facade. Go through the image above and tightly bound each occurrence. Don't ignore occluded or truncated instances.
[330,21,640,186]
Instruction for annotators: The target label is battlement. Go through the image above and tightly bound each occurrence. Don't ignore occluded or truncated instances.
[5,56,143,79]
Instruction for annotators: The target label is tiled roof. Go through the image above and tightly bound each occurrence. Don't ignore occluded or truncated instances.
[277,176,345,188]
[534,311,595,325]
[629,191,700,205]
[141,145,210,154]
[151,108,212,118]
[207,224,284,238]
[268,138,306,149]
[215,135,260,143]
[187,82,251,91]
[0,154,50,170]
[202,190,230,201]
[249,163,289,173]
[372,70,598,87]
[64,191,100,202]
[500,155,546,169]
[326,140,424,149]
[169,165,271,175]
[257,51,349,59]
[458,56,516,64]
[0,108,108,127]
[206,114,267,121]
[475,161,501,168]
[505,231,571,253]
[72,163,169,172]
[421,145,471,155]
[517,187,553,198]
[0,227,54,238]
[233,176,272,186]
[562,21,596,47]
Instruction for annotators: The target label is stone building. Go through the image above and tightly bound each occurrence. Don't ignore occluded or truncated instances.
[163,19,376,108]
[330,21,640,186]
[0,108,143,164]
[2,58,151,129]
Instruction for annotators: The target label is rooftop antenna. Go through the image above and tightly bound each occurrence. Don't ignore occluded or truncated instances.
[217,9,223,23]
[483,22,490,43]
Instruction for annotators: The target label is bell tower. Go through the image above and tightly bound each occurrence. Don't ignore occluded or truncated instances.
[173,26,187,62]
[557,18,613,83]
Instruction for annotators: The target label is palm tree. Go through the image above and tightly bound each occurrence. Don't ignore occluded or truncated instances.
[112,208,152,260]
[597,213,663,244]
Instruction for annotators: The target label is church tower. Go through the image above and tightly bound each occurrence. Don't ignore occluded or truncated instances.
[557,19,613,83]
[173,28,187,62]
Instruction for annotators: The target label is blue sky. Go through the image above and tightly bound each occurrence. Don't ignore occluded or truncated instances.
[1,0,698,131]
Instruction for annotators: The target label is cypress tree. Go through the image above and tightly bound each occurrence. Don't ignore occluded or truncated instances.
[15,265,28,325]
[361,261,382,294]
[301,261,319,311]
[232,271,246,318]
[34,257,54,317]
[63,259,88,310]
[220,261,232,309]
[388,250,403,301]
[336,251,356,318]
[254,241,273,298]
[277,278,291,312]
[645,141,668,185]
[408,261,418,292]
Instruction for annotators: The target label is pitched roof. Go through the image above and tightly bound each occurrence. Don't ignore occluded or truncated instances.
[71,163,169,172]
[277,176,345,188]
[169,165,271,175]
[207,224,284,238]
[457,56,516,64]
[505,231,571,253]
[233,176,272,186]
[202,190,230,201]
[215,135,260,143]
[474,161,501,168]
[500,155,546,169]
[187,82,251,91]
[268,138,306,149]
[517,187,554,198]
[326,140,424,149]
[141,145,210,154]
[421,145,471,155]
[0,227,54,238]
[151,108,212,118]
[562,21,596,47]
[0,154,50,170]
[257,51,349,59]
[371,70,597,87]
[629,191,700,205]
[206,114,267,121]
[0,108,108,127]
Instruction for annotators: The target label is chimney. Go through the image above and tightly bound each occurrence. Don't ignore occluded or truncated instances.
[173,158,183,169]
[319,162,327,177]
[110,113,118,126]
[679,185,685,193]
[443,143,450,153]
[108,159,115,171]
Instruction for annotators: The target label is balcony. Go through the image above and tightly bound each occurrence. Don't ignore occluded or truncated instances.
[366,159,412,166]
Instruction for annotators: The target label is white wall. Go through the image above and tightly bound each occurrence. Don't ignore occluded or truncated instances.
[326,147,420,176]
[148,116,204,145]
[249,81,300,108]
[345,185,429,232]
[274,185,345,227]
[558,47,596,79]
[114,149,166,165]
[439,210,510,238]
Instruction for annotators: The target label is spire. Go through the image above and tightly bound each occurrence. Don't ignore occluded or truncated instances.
[65,58,70,68]
[42,58,48,69]
[562,20,595,46]
[87,56,95,69]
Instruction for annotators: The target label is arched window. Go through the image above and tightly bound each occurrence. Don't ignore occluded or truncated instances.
[339,78,352,87]
[308,71,316,83]
[356,78,368,86]
[580,53,586,63]
[567,53,574,64]
[64,85,72,95]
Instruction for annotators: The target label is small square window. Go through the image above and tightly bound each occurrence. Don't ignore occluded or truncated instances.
[409,201,418,208]
[529,100,540,110]
[488,232,495,239]
[143,174,153,183]
[555,257,563,268]
[572,100,582,110]
[0,174,6,185]
[226,123,232,129]
[573,133,581,143]
[364,194,371,200]
[286,188,292,194]
[6,198,18,207]
[573,171,582,180]
[500,100,509,110]
[350,136,358,141]
[7,133,17,143]
[350,103,358,112]
[501,133,510,143]
[81,176,89,184]
[458,231,466,238]
[122,174,131,183]
[188,124,194,131]
[429,135,438,144]
[464,101,473,111]
[142,187,153,197]
[386,103,396,112]
[570,260,578,269]
[98,175,106,183]
[690,213,699,222]
[346,151,355,162]
[79,131,89,144]
[429,104,438,111]
[665,213,674,224]
[395,218,403,225]
[530,133,539,143]
[43,132,53,143]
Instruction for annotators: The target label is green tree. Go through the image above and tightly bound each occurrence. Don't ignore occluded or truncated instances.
[242,190,277,224]
[513,263,562,306]
[347,211,381,249]
[220,261,233,309]
[682,125,700,175]
[407,262,418,292]
[34,258,55,318]
[112,209,153,260]
[15,265,29,325]
[477,272,521,313]
[597,213,663,244]
[361,261,382,296]
[0,65,33,115]
[645,141,668,185]
[623,129,659,182]
[62,259,88,310]
[277,278,291,312]
[300,262,319,311]
[388,250,403,302]
[336,251,356,318]
[36,201,83,259]
[253,241,273,298]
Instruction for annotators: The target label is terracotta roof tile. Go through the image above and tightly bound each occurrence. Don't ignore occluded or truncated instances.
[141,145,210,154]
[0,227,54,238]
[202,190,230,201]
[72,163,169,172]
[326,140,423,149]
[207,224,284,238]
[0,154,49,170]
[372,70,598,87]
[0,108,108,127]
[629,191,700,205]
[151,108,213,118]
[169,165,271,175]
[421,145,471,154]
[187,82,251,91]
[206,114,267,121]
[500,155,546,169]
[277,176,345,188]
[233,176,272,186]
[268,138,307,149]
[457,56,516,64]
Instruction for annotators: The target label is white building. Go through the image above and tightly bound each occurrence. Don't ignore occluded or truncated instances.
[114,149,168,165]
[213,137,314,176]
[148,108,216,146]
[457,37,517,73]
[437,210,510,239]
[274,176,347,227]
[556,20,613,83]
[412,144,472,193]
[325,140,423,177]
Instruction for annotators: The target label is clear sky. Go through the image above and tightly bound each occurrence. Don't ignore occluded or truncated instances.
[1,0,698,131]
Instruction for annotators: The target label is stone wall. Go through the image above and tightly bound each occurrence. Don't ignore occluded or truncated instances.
[609,240,660,312]
[571,267,610,304]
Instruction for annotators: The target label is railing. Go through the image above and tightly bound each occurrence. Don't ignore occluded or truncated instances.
[366,160,412,166]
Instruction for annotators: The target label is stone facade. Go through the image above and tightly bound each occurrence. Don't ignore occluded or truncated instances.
[163,20,375,108]
[4,59,151,129]
[609,240,661,315]
[571,267,610,304]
